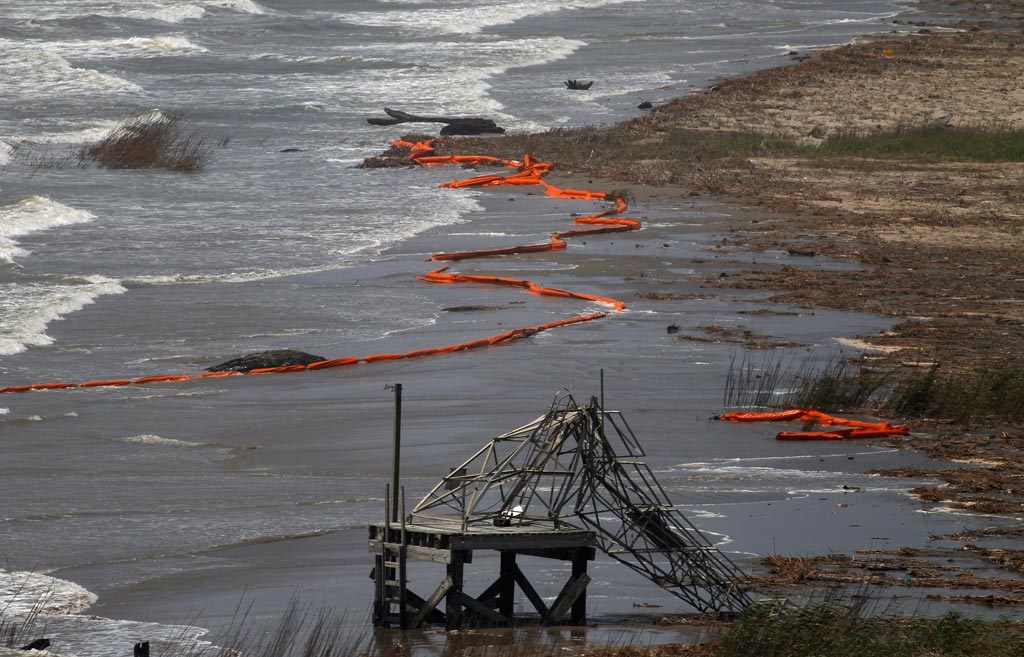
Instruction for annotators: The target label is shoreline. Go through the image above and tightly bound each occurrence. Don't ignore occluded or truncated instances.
[9,2,1024,650]
[361,0,1024,615]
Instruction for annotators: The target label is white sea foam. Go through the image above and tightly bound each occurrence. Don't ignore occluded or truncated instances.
[130,4,207,23]
[115,434,207,448]
[0,569,96,617]
[21,120,121,145]
[671,463,855,483]
[0,570,213,657]
[0,140,15,167]
[339,0,643,35]
[0,276,127,356]
[0,408,9,415]
[207,0,267,14]
[0,196,96,264]
[0,43,143,95]
[101,35,209,56]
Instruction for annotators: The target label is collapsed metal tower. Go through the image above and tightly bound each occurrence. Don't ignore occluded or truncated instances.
[410,392,752,615]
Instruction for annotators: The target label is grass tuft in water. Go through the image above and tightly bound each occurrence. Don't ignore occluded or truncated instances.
[724,352,1024,426]
[79,111,213,172]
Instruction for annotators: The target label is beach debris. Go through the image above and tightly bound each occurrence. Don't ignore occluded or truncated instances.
[637,101,654,110]
[365,107,504,135]
[716,408,908,441]
[667,323,681,334]
[787,247,818,257]
[207,349,326,373]
[564,79,594,90]
[21,639,51,651]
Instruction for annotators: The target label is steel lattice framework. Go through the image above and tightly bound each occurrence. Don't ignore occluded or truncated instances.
[411,393,752,614]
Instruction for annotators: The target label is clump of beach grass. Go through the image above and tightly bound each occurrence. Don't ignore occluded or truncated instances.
[812,123,1024,162]
[886,362,1024,425]
[723,352,890,413]
[724,352,1024,426]
[79,111,213,171]
[713,599,1024,657]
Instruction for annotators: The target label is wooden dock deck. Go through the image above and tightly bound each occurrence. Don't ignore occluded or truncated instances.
[369,520,596,630]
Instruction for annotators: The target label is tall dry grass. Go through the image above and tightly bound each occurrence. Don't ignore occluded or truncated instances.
[78,112,213,171]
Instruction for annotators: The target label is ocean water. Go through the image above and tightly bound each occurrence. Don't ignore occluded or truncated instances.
[5,1,1003,655]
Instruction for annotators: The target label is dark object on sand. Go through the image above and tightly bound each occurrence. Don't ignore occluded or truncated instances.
[207,349,326,373]
[21,639,51,651]
[637,101,653,110]
[564,79,594,90]
[366,107,504,135]
[787,247,818,257]
[135,641,150,657]
[667,324,681,334]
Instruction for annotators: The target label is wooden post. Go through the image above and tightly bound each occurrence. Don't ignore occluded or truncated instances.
[390,383,402,523]
[446,550,465,630]
[498,551,516,622]
[399,486,408,629]
[571,548,588,625]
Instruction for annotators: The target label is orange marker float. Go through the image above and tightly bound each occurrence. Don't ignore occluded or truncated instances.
[716,408,908,440]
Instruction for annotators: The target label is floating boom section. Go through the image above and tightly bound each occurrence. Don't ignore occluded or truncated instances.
[411,393,752,614]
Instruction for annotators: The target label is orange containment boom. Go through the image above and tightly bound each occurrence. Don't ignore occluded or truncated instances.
[3,142,634,395]
[716,408,908,441]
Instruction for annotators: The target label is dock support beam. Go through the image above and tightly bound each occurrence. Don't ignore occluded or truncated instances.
[445,550,465,630]
[370,523,595,630]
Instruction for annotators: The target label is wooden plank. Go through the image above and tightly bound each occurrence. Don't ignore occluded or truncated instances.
[517,547,597,561]
[408,577,452,629]
[545,573,591,626]
[369,541,451,564]
[452,531,595,551]
[474,574,507,607]
[459,592,508,626]
[403,589,447,624]
[513,565,548,617]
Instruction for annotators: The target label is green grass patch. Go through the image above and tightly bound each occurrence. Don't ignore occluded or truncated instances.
[812,124,1024,162]
[715,602,1024,657]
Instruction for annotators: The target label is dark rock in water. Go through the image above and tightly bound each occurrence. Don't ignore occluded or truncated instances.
[366,108,504,135]
[278,147,304,153]
[439,119,505,135]
[22,639,51,651]
[207,349,326,373]
[637,101,653,110]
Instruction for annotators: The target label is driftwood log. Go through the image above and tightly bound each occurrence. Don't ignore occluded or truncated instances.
[366,108,504,135]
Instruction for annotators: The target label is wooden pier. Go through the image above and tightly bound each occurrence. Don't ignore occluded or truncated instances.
[369,519,596,630]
